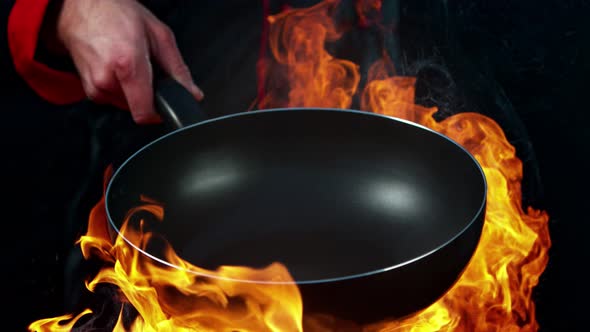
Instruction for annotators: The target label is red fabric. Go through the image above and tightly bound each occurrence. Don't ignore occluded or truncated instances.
[7,0,85,104]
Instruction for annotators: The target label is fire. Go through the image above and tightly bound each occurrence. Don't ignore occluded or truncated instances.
[28,0,550,331]
[32,168,304,332]
[358,63,551,331]
[259,0,360,109]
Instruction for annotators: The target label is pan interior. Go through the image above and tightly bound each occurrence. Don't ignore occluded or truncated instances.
[106,109,486,283]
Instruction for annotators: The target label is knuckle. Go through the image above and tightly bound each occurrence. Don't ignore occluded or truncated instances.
[110,52,137,80]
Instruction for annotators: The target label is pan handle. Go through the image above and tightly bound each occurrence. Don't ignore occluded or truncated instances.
[154,76,208,129]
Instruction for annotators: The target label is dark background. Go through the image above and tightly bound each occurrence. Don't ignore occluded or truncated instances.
[2,0,588,331]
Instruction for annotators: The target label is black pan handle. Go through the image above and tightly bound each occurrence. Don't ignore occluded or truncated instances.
[154,76,208,129]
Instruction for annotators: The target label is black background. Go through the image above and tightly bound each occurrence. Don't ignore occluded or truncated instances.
[2,0,588,331]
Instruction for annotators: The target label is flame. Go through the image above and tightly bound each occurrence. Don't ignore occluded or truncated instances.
[357,62,551,331]
[32,180,303,331]
[259,0,360,109]
[29,0,550,331]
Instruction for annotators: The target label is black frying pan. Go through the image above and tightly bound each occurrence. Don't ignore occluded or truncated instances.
[105,78,487,324]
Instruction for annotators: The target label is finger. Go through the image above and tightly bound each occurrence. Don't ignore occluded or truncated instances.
[147,21,204,101]
[81,66,129,110]
[113,47,161,125]
[106,82,131,111]
[80,69,109,102]
[82,81,108,103]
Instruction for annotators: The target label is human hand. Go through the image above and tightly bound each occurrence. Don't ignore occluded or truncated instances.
[55,0,203,124]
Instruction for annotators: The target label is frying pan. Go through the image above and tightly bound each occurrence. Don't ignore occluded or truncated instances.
[105,78,487,324]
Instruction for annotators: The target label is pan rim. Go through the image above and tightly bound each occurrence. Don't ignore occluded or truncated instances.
[104,107,488,285]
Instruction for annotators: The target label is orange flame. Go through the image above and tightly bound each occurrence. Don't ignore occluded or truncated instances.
[34,193,303,331]
[358,61,551,332]
[29,0,550,331]
[260,0,360,109]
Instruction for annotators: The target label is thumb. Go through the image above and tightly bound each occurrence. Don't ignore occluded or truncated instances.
[147,21,204,101]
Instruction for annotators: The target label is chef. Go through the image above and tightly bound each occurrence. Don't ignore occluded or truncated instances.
[3,0,207,327]
[6,0,204,124]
